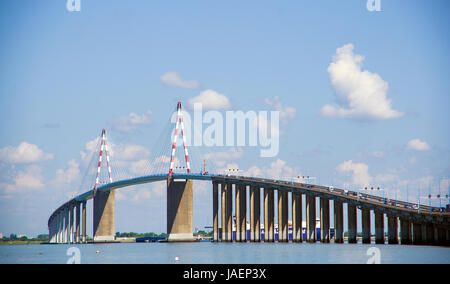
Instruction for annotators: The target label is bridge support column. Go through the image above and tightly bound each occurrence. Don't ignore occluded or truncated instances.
[64,206,69,244]
[264,188,274,242]
[388,215,399,244]
[412,222,423,245]
[57,213,61,243]
[425,223,434,245]
[236,184,247,242]
[320,198,330,243]
[362,209,371,244]
[213,182,219,242]
[75,203,80,243]
[437,226,447,246]
[348,204,357,244]
[400,218,412,245]
[221,183,232,242]
[239,184,247,242]
[93,189,116,242]
[82,201,86,243]
[334,201,343,243]
[250,186,261,242]
[375,211,385,244]
[69,205,74,244]
[292,192,302,243]
[278,190,288,242]
[166,179,194,242]
[306,195,316,243]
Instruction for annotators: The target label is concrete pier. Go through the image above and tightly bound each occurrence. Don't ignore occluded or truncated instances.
[362,209,371,244]
[278,190,288,242]
[412,222,423,245]
[64,206,69,243]
[334,201,344,243]
[400,218,412,245]
[425,223,434,245]
[75,203,80,243]
[236,184,247,242]
[82,201,86,243]
[264,188,274,242]
[375,211,385,244]
[166,179,194,242]
[221,183,232,242]
[388,215,399,244]
[347,204,357,244]
[437,226,446,246]
[69,205,74,243]
[306,195,316,243]
[320,198,330,243]
[93,189,116,242]
[250,186,261,242]
[213,182,219,242]
[292,192,302,242]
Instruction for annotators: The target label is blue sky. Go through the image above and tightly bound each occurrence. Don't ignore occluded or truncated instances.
[0,0,449,237]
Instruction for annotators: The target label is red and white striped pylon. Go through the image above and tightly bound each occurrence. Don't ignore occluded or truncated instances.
[94,128,113,194]
[169,102,191,176]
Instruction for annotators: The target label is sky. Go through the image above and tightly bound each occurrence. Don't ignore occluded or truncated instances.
[0,0,449,237]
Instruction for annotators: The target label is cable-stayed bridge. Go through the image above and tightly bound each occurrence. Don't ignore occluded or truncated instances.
[48,102,450,246]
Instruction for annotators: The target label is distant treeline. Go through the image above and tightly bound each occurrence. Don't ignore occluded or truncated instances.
[115,232,168,238]
[115,231,213,238]
[1,234,49,242]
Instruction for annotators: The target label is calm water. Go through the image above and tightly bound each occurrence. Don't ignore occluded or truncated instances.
[0,242,449,264]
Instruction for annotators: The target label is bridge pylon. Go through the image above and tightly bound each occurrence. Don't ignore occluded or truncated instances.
[92,128,115,242]
[168,102,191,176]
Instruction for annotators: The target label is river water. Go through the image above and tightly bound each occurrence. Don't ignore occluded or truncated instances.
[0,242,449,264]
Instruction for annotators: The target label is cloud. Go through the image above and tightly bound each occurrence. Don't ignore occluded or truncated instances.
[1,165,45,194]
[54,159,80,185]
[264,96,296,123]
[407,139,430,151]
[0,142,54,164]
[109,110,152,133]
[336,160,372,186]
[188,89,231,110]
[203,148,244,168]
[160,71,200,89]
[240,159,297,180]
[320,44,403,120]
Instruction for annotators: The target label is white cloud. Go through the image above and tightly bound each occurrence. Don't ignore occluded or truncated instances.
[320,44,403,120]
[110,110,152,133]
[1,165,45,194]
[110,144,151,161]
[203,148,243,168]
[160,71,200,89]
[239,159,296,180]
[0,142,54,164]
[371,151,384,158]
[80,137,150,163]
[54,159,80,185]
[336,160,372,186]
[264,96,296,123]
[188,89,231,110]
[407,139,430,151]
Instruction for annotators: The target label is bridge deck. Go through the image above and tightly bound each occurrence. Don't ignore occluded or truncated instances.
[48,173,450,227]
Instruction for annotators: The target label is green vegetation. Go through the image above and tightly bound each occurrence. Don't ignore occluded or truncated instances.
[0,234,49,245]
[195,230,213,237]
[115,232,167,238]
[115,230,213,238]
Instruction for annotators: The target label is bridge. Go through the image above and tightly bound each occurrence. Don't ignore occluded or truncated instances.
[47,102,450,246]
